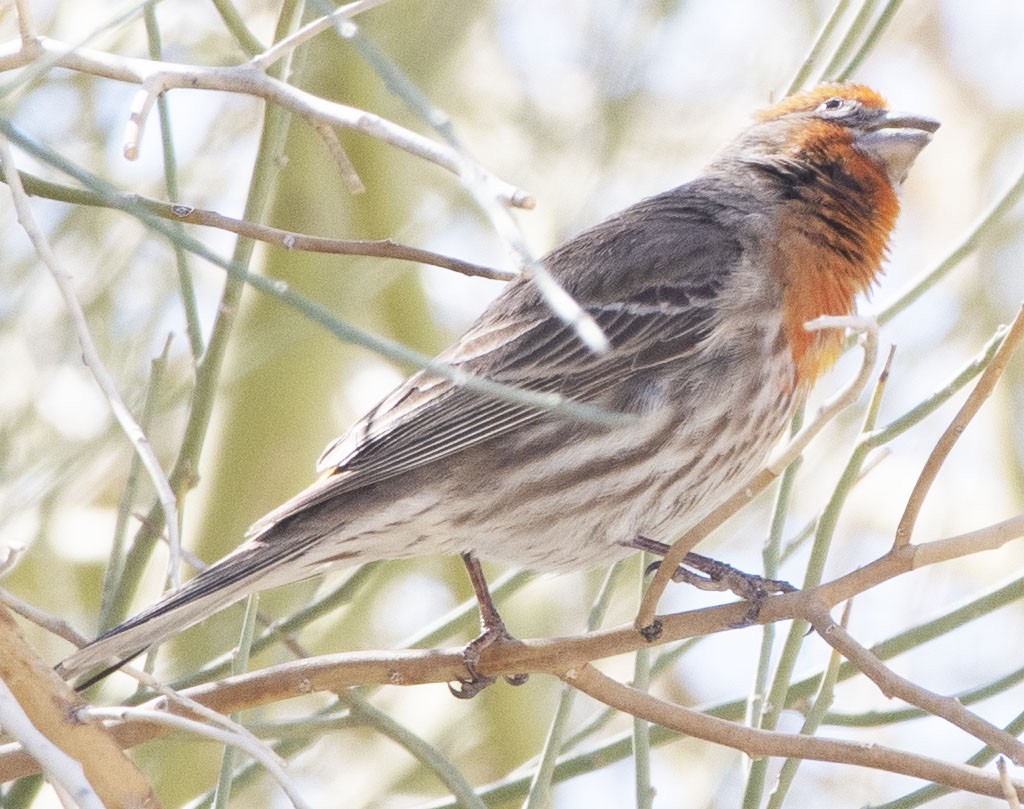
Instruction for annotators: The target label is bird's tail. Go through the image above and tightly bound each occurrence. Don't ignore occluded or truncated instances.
[56,536,312,688]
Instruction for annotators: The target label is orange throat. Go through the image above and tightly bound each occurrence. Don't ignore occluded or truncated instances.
[778,203,897,385]
[776,148,901,384]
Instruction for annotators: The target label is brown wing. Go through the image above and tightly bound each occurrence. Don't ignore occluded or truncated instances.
[249,187,740,536]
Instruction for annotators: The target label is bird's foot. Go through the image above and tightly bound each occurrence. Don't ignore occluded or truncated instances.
[449,552,529,699]
[449,622,528,699]
[626,537,795,626]
[664,551,795,625]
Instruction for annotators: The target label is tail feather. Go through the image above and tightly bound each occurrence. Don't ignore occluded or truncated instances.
[56,533,315,686]
[56,573,255,686]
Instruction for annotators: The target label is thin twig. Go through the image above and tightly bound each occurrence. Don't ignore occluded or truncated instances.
[803,598,1024,764]
[0,604,159,806]
[564,664,1024,801]
[182,207,510,278]
[13,0,34,44]
[0,680,105,809]
[1000,758,1022,809]
[250,0,394,71]
[0,34,621,353]
[0,36,531,208]
[0,512,1008,784]
[308,118,364,194]
[0,120,624,427]
[2,524,1021,792]
[894,304,1024,549]
[0,590,88,649]
[80,707,313,809]
[0,166,512,279]
[0,136,183,589]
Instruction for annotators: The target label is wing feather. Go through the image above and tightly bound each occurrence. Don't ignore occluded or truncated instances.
[250,185,742,536]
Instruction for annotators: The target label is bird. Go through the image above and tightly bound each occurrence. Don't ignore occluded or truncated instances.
[58,83,938,694]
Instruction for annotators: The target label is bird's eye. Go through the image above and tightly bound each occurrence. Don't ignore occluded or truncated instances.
[817,97,861,116]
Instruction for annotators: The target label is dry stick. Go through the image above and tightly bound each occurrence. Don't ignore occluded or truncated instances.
[309,118,364,195]
[817,513,1024,604]
[0,604,160,807]
[0,137,183,589]
[5,168,511,279]
[80,707,313,809]
[563,664,1024,802]
[163,203,513,280]
[0,37,531,209]
[0,680,105,809]
[802,597,1024,765]
[2,516,1023,784]
[13,0,33,43]
[250,0,395,71]
[0,35,618,354]
[894,303,1024,549]
[999,758,1022,809]
[636,315,879,631]
[0,589,87,649]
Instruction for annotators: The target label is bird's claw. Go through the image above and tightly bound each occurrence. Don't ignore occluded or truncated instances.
[643,550,795,626]
[448,623,528,699]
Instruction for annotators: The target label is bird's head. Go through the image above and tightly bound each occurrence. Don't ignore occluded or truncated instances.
[718,84,939,385]
[751,83,939,187]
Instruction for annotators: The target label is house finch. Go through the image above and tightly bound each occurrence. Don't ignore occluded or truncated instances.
[59,83,937,693]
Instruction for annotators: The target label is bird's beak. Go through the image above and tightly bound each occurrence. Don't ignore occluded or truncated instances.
[856,110,941,186]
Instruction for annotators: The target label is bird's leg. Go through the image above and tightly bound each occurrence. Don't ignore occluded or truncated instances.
[449,552,528,699]
[623,537,795,625]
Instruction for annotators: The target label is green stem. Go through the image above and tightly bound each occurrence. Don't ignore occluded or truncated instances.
[100,337,171,630]
[143,2,204,359]
[878,162,1024,327]
[525,563,625,809]
[786,0,852,92]
[820,0,879,79]
[837,0,906,79]
[632,555,653,809]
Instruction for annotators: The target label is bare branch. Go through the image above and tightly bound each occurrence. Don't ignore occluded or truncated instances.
[1000,758,1022,809]
[250,0,396,72]
[80,706,312,809]
[0,136,183,590]
[0,589,88,649]
[0,37,533,208]
[0,164,513,279]
[0,679,105,809]
[0,35,626,354]
[0,511,1017,786]
[803,597,1024,764]
[0,604,159,806]
[13,0,34,44]
[564,664,1023,801]
[894,304,1024,548]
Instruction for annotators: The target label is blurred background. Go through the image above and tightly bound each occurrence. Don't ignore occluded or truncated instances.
[1,1,1023,807]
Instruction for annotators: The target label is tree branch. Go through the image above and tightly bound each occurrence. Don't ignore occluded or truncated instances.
[565,664,1023,801]
[1,513,1020,784]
